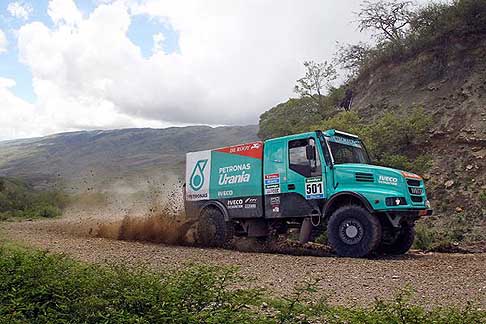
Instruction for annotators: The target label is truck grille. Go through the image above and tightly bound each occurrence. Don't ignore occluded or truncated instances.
[408,187,423,195]
[355,172,374,182]
[407,179,421,187]
[411,196,423,203]
[407,178,424,204]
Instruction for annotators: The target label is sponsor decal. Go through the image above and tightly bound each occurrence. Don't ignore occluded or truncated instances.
[218,190,234,197]
[328,135,362,148]
[305,176,324,199]
[227,199,244,209]
[378,175,398,186]
[216,141,263,159]
[186,150,211,201]
[265,183,281,195]
[264,173,280,185]
[187,192,208,200]
[218,163,252,185]
[189,159,208,191]
[270,197,280,204]
[244,197,257,209]
[272,205,280,213]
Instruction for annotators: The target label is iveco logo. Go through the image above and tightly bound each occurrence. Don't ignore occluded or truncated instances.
[378,175,398,186]
[409,187,423,195]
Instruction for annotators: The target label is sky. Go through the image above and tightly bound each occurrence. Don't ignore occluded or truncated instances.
[0,0,434,140]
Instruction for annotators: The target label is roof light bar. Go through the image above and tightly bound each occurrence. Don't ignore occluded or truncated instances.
[333,130,359,138]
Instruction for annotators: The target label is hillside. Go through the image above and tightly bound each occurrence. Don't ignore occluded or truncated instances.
[258,0,486,246]
[350,35,486,214]
[0,125,258,190]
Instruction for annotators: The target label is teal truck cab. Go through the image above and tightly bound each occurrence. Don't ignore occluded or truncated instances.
[185,129,432,257]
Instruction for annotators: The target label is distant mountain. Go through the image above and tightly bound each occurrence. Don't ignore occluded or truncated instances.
[0,125,259,190]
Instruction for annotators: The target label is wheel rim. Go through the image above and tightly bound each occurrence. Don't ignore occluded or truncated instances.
[339,219,364,245]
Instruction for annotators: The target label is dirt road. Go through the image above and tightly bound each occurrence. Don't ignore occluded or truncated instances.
[2,219,485,308]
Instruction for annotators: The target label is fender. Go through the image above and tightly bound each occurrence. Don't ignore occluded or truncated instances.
[323,191,373,218]
[200,200,230,221]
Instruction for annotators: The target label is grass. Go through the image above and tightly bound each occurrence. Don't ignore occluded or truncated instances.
[0,242,484,323]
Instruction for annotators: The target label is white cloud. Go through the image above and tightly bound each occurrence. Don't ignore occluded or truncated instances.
[7,1,33,21]
[47,0,82,26]
[7,0,384,140]
[152,32,165,53]
[0,78,38,139]
[0,30,7,53]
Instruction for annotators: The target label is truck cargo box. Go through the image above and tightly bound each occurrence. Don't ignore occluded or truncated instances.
[185,141,264,218]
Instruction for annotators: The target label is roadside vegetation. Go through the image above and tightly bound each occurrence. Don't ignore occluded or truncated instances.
[0,177,68,221]
[0,243,484,324]
[339,0,486,79]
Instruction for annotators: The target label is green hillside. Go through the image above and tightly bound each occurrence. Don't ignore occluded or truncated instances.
[0,125,258,191]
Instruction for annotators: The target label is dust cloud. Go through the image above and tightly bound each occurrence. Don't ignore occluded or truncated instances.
[53,173,331,255]
[60,173,199,246]
[96,207,197,245]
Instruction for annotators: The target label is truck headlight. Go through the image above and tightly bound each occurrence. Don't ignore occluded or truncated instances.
[426,200,431,209]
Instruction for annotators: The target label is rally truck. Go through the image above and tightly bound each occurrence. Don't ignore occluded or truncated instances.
[185,129,432,258]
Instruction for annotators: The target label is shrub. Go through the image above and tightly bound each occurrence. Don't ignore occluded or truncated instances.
[480,190,486,203]
[414,222,436,250]
[0,245,264,323]
[0,177,68,220]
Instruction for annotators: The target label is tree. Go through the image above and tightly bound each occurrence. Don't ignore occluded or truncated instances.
[294,61,337,113]
[357,0,414,47]
[334,42,372,77]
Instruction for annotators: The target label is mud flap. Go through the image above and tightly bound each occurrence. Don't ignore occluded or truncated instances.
[299,218,313,244]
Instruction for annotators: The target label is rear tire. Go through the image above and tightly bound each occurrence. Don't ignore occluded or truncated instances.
[197,207,233,247]
[379,224,415,255]
[327,205,381,258]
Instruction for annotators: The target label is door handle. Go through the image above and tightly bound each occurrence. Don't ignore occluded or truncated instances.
[288,184,295,190]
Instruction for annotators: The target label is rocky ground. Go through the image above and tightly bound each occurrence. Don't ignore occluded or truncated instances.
[2,219,485,308]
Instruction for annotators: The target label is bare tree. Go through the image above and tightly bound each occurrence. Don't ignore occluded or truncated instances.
[357,0,414,46]
[334,42,372,77]
[294,61,337,111]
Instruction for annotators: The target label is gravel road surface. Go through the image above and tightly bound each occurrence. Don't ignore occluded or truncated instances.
[2,219,485,308]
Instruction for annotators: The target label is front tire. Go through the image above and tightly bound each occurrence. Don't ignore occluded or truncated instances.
[327,206,381,258]
[379,223,415,255]
[197,207,233,247]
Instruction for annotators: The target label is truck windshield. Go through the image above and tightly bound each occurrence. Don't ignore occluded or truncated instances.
[323,135,371,165]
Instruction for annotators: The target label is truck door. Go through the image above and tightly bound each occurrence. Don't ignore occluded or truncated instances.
[265,136,326,218]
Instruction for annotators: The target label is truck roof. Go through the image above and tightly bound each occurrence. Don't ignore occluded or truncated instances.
[264,131,317,144]
[264,129,360,144]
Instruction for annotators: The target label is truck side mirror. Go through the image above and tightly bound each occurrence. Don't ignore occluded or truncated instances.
[305,144,316,161]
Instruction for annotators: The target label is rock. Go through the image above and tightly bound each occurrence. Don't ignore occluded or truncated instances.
[423,174,431,180]
[392,275,399,280]
[455,207,463,213]
[466,164,474,170]
[445,180,455,189]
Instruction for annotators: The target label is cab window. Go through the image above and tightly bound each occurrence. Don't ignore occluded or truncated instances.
[288,138,321,177]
